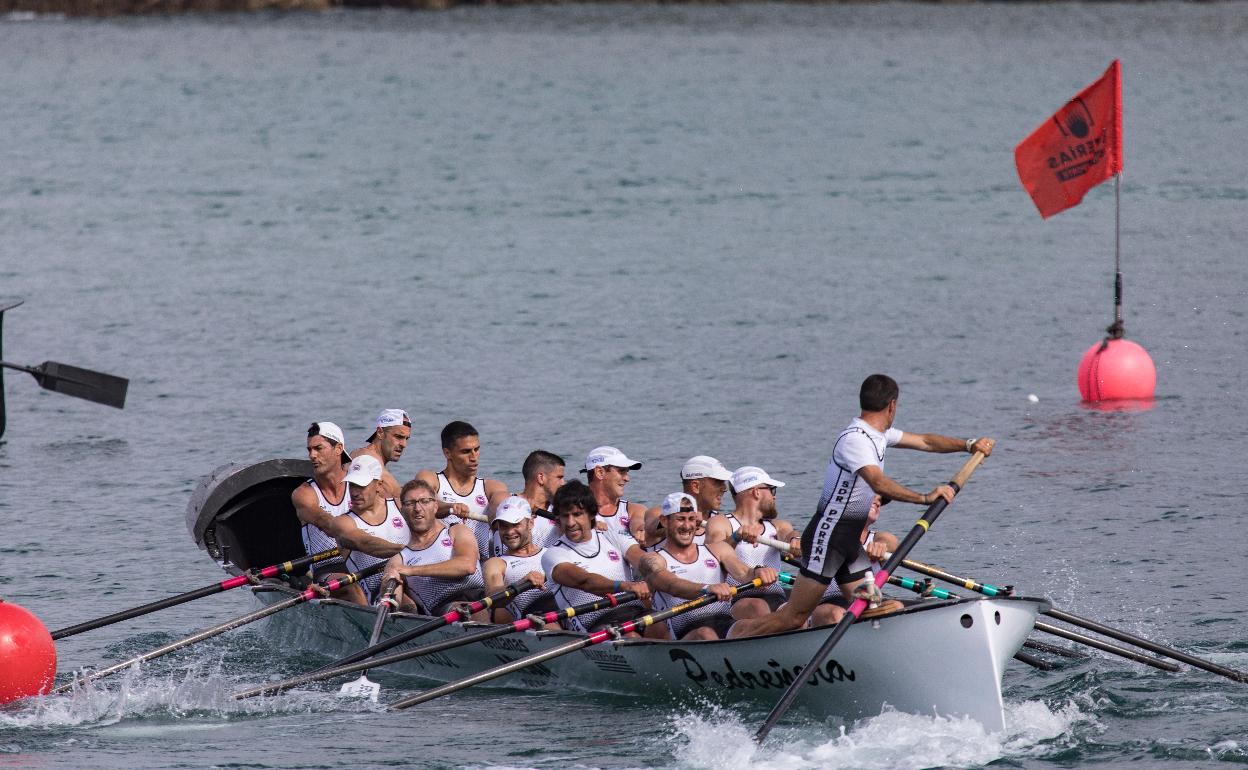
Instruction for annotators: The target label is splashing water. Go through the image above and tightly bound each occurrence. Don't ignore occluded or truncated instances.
[668,700,1089,770]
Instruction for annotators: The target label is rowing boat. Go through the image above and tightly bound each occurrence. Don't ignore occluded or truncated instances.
[187,458,1048,731]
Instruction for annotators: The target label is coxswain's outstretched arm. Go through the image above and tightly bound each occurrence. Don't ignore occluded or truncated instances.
[895,433,994,456]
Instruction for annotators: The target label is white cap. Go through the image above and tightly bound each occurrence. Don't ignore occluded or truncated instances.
[680,455,732,482]
[311,421,351,464]
[660,492,698,516]
[344,454,383,487]
[492,495,533,526]
[581,446,643,473]
[730,466,786,494]
[367,408,410,441]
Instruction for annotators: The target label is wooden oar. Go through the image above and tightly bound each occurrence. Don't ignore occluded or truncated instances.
[886,575,1177,671]
[306,578,535,675]
[754,452,986,743]
[235,589,638,700]
[337,578,400,702]
[898,557,1246,683]
[50,549,342,640]
[52,562,384,694]
[0,359,128,409]
[732,531,792,553]
[388,577,770,711]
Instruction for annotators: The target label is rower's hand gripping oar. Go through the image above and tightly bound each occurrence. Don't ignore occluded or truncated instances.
[338,577,400,702]
[235,589,640,700]
[306,577,535,676]
[886,574,1177,671]
[387,577,770,711]
[50,548,342,640]
[52,561,386,694]
[897,556,1248,684]
[753,451,987,743]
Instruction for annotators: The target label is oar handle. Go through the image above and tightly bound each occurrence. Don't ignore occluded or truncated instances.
[732,531,792,554]
[50,548,341,640]
[460,510,489,523]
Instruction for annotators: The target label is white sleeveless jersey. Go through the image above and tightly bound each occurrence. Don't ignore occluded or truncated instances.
[398,523,485,614]
[344,499,411,601]
[301,478,350,568]
[541,530,636,633]
[496,548,552,619]
[437,473,492,561]
[488,513,559,558]
[722,513,785,598]
[651,543,732,638]
[597,500,640,550]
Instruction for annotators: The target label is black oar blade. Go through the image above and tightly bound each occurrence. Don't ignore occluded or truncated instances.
[32,361,128,408]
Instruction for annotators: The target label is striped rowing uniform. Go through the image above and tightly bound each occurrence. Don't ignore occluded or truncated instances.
[542,529,638,633]
[650,542,733,639]
[397,522,485,614]
[437,472,492,561]
[821,530,882,604]
[344,499,411,602]
[300,477,350,577]
[801,418,897,584]
[495,547,555,619]
[721,512,786,601]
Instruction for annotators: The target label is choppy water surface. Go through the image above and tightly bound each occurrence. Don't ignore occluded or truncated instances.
[2,3,1247,768]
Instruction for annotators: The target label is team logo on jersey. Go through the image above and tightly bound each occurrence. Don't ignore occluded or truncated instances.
[476,494,487,507]
[620,516,630,527]
[705,559,717,569]
[392,517,403,528]
[441,538,453,547]
[607,550,620,562]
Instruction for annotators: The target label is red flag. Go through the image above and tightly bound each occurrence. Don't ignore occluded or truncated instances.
[1015,60,1123,219]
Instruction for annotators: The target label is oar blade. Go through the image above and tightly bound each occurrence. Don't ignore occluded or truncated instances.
[32,361,128,408]
[338,675,381,703]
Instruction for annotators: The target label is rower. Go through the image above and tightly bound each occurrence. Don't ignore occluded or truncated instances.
[481,495,557,623]
[810,494,899,626]
[703,466,799,621]
[581,445,648,545]
[415,421,508,562]
[341,455,412,604]
[351,408,410,499]
[292,421,407,601]
[383,478,487,618]
[485,450,565,557]
[541,480,651,636]
[642,455,732,547]
[639,493,778,640]
[728,373,995,639]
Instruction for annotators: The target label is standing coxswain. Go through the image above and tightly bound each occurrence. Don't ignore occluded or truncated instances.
[542,480,651,636]
[481,495,557,623]
[341,455,411,604]
[729,374,995,638]
[581,446,648,546]
[704,466,800,621]
[415,421,508,562]
[351,408,410,499]
[639,493,778,640]
[642,455,733,547]
[383,478,487,618]
[292,422,407,600]
[809,494,900,626]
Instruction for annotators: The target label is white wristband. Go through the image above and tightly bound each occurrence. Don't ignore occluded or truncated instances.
[965,437,976,452]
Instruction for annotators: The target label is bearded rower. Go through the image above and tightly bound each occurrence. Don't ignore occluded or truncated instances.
[481,495,557,623]
[542,480,651,636]
[704,466,801,621]
[486,450,565,558]
[639,493,779,640]
[342,455,411,604]
[351,408,410,499]
[383,478,487,619]
[292,422,407,601]
[581,445,647,545]
[415,421,507,562]
[643,455,732,547]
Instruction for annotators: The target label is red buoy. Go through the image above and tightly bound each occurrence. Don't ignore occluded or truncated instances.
[0,599,57,704]
[1077,337,1156,402]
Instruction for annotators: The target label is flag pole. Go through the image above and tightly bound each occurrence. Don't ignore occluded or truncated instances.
[1109,173,1124,340]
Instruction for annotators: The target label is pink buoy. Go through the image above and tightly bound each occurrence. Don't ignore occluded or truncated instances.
[1077,337,1156,402]
[0,599,57,704]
